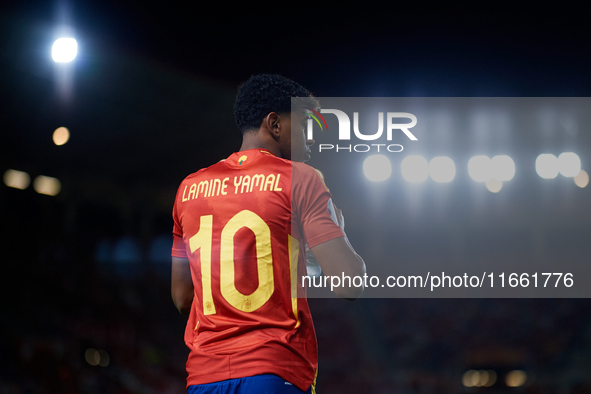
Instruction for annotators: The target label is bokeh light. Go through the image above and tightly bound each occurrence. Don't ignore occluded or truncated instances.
[85,348,110,367]
[462,370,497,387]
[491,155,515,181]
[53,127,70,145]
[98,349,110,367]
[536,154,559,179]
[33,175,61,196]
[429,156,456,183]
[468,155,492,182]
[484,370,497,387]
[574,169,589,188]
[401,155,429,183]
[506,370,527,387]
[3,169,30,190]
[485,179,503,193]
[363,155,392,182]
[558,152,581,177]
[85,348,100,366]
[462,370,478,387]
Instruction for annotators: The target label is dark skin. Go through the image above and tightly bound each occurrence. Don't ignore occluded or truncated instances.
[239,111,311,161]
[171,111,366,315]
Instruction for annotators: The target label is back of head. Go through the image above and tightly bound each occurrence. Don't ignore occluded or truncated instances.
[234,74,319,134]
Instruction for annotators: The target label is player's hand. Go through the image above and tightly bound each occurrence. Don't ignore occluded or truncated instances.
[305,243,322,277]
[334,206,345,231]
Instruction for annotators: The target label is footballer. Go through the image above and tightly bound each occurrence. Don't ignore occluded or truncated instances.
[171,74,365,393]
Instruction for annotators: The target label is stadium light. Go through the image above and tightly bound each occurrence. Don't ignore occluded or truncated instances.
[52,38,77,62]
[468,155,492,182]
[491,155,515,181]
[429,156,456,183]
[558,152,581,177]
[535,154,559,179]
[401,155,429,183]
[363,155,392,182]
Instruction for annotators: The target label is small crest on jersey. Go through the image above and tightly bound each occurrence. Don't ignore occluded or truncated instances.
[205,302,212,311]
[238,155,248,165]
[244,299,252,310]
[327,198,338,225]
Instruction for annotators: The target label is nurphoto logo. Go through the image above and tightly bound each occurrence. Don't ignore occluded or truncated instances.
[305,108,418,154]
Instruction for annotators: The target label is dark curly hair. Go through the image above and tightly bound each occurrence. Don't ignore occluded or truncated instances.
[233,74,319,134]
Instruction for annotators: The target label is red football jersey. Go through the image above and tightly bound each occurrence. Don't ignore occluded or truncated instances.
[171,149,344,391]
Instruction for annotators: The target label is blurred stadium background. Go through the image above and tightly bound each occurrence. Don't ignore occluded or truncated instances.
[2,1,591,393]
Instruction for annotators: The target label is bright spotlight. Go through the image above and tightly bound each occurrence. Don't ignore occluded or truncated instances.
[52,38,77,62]
[558,152,581,177]
[485,179,503,193]
[491,155,515,181]
[401,155,429,183]
[363,155,392,182]
[33,175,61,196]
[505,370,527,387]
[535,154,559,179]
[574,170,589,188]
[3,169,30,190]
[429,156,456,183]
[53,127,70,145]
[468,155,492,182]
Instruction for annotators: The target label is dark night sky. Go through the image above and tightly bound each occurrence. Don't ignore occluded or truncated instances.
[5,1,590,96]
[84,2,591,96]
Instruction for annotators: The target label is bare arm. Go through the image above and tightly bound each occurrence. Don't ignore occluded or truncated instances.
[171,256,194,315]
[310,235,366,300]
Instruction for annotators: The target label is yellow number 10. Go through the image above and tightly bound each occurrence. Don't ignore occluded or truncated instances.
[189,210,275,315]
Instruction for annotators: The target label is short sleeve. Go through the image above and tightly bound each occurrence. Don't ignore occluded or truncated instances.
[293,164,344,249]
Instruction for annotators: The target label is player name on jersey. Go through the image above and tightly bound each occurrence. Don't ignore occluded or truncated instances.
[181,173,283,202]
